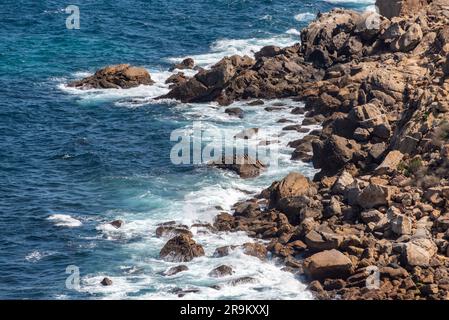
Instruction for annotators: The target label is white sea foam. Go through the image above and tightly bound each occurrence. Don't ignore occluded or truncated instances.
[25,250,53,262]
[47,214,82,227]
[294,12,316,22]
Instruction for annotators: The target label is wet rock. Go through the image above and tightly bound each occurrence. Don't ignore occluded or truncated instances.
[241,242,267,260]
[110,220,124,229]
[101,277,113,286]
[165,72,189,87]
[210,155,266,178]
[159,234,205,262]
[68,64,154,89]
[165,265,189,276]
[304,249,354,280]
[225,107,244,118]
[156,225,193,238]
[169,58,195,71]
[213,245,237,257]
[208,265,234,277]
[228,277,257,286]
[234,128,259,139]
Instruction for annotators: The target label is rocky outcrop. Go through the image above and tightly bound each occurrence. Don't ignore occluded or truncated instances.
[68,64,154,89]
[159,234,205,262]
[376,0,429,19]
[210,155,266,178]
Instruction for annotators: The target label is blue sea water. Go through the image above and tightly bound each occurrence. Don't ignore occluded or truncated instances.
[0,0,374,299]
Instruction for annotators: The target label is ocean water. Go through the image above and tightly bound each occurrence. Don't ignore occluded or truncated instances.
[0,0,374,299]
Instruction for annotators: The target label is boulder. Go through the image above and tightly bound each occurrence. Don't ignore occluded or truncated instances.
[403,238,437,267]
[268,172,316,207]
[357,183,391,209]
[68,64,154,89]
[305,230,343,251]
[100,277,113,286]
[169,58,195,71]
[159,234,205,262]
[109,220,124,229]
[375,151,404,174]
[225,107,244,118]
[391,214,412,235]
[397,23,423,52]
[255,46,282,60]
[303,249,354,280]
[155,225,193,238]
[165,265,189,276]
[210,155,266,178]
[332,171,355,195]
[360,209,384,224]
[208,265,234,277]
[375,0,429,19]
[241,242,267,260]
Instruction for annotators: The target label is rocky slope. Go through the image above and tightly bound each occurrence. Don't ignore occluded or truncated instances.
[155,0,449,300]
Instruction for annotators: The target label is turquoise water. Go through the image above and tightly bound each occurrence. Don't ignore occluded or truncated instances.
[0,0,374,299]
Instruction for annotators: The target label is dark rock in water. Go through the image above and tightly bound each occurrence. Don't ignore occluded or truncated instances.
[264,106,285,112]
[291,107,305,114]
[101,277,113,286]
[234,128,259,139]
[247,99,265,106]
[208,265,234,277]
[156,225,193,238]
[225,107,244,118]
[165,265,189,276]
[228,276,257,286]
[170,287,200,297]
[213,245,238,257]
[169,58,195,71]
[68,64,154,89]
[210,155,266,178]
[159,234,205,262]
[110,220,124,229]
[277,118,294,123]
[283,125,309,133]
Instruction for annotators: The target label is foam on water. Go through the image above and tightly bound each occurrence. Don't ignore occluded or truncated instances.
[47,214,82,228]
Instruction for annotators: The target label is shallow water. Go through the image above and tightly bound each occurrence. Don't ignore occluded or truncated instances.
[0,0,374,299]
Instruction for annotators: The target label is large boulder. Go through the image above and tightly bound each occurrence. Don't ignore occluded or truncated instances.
[403,238,437,267]
[304,249,354,280]
[357,183,392,209]
[268,172,317,207]
[376,0,429,19]
[68,64,154,89]
[159,234,205,262]
[312,135,361,175]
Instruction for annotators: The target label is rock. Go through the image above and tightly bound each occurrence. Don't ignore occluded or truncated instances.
[210,155,266,178]
[225,107,244,118]
[332,171,354,195]
[305,230,343,251]
[241,242,267,260]
[268,172,316,208]
[169,58,195,71]
[208,265,234,277]
[247,99,264,106]
[110,220,124,229]
[68,64,154,89]
[357,183,391,209]
[156,225,193,238]
[303,249,354,280]
[375,151,404,174]
[391,214,412,235]
[255,45,281,60]
[403,239,437,267]
[312,135,361,175]
[375,0,429,19]
[165,265,189,276]
[397,23,423,52]
[234,128,259,139]
[213,245,237,257]
[360,209,384,224]
[165,72,188,86]
[100,277,113,286]
[159,234,205,262]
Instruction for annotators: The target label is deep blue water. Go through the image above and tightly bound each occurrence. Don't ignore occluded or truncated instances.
[0,0,373,299]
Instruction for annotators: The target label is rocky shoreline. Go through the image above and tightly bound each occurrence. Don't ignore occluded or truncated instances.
[74,0,449,300]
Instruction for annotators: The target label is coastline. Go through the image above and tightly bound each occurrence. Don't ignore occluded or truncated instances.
[62,0,449,300]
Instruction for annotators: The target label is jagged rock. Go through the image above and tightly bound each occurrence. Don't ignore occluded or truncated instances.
[391,214,412,235]
[255,46,281,60]
[159,234,205,262]
[110,220,124,229]
[305,230,343,251]
[169,58,195,71]
[332,171,355,195]
[210,155,266,178]
[101,277,113,286]
[360,209,384,224]
[304,249,354,280]
[357,183,392,209]
[397,23,423,52]
[165,72,189,86]
[165,265,189,276]
[208,265,234,277]
[375,151,404,174]
[376,0,429,19]
[68,64,154,89]
[403,238,437,267]
[241,242,267,260]
[268,172,316,209]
